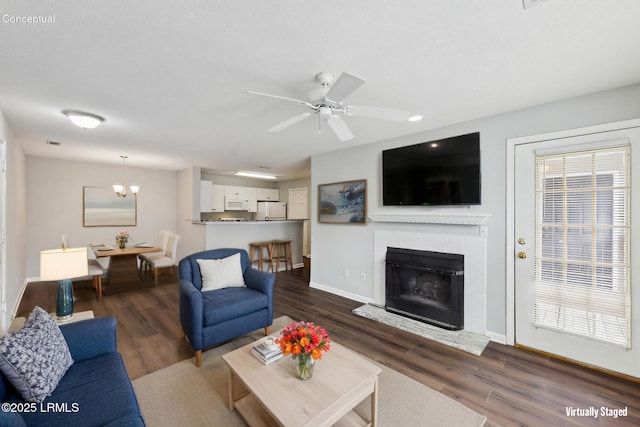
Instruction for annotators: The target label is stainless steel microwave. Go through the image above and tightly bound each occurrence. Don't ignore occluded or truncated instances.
[224,197,248,211]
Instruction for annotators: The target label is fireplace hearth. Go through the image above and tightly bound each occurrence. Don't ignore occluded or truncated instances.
[385,247,464,330]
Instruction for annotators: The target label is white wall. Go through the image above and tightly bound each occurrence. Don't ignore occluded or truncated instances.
[177,167,206,259]
[0,110,27,330]
[311,83,640,338]
[25,157,178,277]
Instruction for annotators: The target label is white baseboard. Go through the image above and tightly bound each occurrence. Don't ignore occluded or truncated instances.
[309,281,374,305]
[485,330,507,345]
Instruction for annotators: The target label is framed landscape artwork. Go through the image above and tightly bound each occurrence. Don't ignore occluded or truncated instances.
[83,186,137,227]
[318,179,367,224]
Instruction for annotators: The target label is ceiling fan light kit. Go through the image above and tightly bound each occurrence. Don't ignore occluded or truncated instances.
[248,71,418,142]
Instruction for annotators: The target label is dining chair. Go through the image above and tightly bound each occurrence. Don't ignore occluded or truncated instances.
[85,245,110,299]
[138,229,172,273]
[147,233,180,286]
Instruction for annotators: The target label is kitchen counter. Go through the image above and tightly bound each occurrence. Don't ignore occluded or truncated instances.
[199,220,300,225]
[203,220,304,270]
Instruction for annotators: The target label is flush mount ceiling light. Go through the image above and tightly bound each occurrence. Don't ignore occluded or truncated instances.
[408,115,423,122]
[235,171,278,180]
[113,155,139,197]
[62,110,105,129]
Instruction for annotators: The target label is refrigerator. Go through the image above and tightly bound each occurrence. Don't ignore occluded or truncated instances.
[255,202,287,221]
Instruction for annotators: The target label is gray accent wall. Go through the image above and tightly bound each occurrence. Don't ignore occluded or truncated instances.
[310,83,640,339]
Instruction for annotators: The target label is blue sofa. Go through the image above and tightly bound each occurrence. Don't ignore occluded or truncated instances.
[179,248,275,367]
[0,317,145,427]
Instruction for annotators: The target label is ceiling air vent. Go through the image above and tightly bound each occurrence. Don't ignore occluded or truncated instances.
[46,140,62,146]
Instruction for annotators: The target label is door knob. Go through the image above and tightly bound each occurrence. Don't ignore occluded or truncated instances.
[518,238,526,245]
[518,252,527,259]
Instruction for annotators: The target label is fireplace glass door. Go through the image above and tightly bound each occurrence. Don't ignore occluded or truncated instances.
[385,248,464,330]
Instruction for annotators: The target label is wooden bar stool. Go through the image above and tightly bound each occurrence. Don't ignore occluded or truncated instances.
[249,241,274,272]
[271,239,293,272]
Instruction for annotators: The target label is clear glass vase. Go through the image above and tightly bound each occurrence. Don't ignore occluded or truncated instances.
[293,355,315,380]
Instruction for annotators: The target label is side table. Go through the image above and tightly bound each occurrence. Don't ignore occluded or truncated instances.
[7,310,95,333]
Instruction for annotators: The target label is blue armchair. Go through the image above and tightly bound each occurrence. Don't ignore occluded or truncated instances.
[179,248,275,367]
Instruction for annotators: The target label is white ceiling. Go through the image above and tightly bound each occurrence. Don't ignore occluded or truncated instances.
[1,0,639,180]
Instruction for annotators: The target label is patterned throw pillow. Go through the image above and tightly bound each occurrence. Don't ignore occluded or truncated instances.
[0,306,74,402]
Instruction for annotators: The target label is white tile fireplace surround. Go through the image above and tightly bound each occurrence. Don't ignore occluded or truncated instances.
[373,230,487,334]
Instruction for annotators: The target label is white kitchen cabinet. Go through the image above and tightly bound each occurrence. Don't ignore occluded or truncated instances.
[211,184,225,212]
[200,180,212,212]
[245,187,257,212]
[224,186,244,197]
[201,181,225,212]
[256,188,280,201]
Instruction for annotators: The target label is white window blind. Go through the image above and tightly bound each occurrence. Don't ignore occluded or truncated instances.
[534,144,630,348]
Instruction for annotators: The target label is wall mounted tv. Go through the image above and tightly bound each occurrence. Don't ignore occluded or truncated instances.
[382,132,480,206]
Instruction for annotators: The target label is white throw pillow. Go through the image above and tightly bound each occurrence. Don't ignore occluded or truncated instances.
[197,253,246,292]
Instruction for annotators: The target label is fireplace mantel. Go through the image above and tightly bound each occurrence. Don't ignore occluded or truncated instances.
[368,212,490,225]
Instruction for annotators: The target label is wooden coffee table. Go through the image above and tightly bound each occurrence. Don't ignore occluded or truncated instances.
[223,339,381,427]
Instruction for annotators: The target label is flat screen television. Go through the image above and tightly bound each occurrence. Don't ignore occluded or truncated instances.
[382,132,480,206]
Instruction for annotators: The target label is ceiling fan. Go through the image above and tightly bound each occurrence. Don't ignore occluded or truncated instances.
[247,72,415,142]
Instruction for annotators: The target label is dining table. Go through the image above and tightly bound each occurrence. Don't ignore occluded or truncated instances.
[91,244,161,295]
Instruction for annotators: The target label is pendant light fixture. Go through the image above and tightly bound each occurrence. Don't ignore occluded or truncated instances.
[113,155,139,198]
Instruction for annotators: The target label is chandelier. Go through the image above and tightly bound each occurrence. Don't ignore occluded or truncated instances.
[113,155,139,198]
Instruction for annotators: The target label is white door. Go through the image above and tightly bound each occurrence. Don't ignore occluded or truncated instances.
[514,126,640,378]
[288,187,309,220]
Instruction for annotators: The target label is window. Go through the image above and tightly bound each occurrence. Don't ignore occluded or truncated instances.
[534,145,630,348]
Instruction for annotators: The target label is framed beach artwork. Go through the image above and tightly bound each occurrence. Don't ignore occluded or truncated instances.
[83,186,137,227]
[318,179,367,224]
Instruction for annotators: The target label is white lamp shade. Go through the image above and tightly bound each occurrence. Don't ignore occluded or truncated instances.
[130,185,140,194]
[40,247,89,281]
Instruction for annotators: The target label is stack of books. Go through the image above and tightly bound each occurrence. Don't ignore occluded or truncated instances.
[251,340,283,365]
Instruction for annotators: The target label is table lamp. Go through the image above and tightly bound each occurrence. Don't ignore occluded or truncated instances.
[40,247,88,321]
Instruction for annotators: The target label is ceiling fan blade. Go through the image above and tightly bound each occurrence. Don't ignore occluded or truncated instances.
[268,113,312,132]
[326,115,354,142]
[343,105,411,122]
[325,72,365,104]
[247,91,315,108]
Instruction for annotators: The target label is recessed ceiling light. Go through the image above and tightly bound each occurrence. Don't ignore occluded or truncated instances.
[235,171,277,180]
[62,110,105,129]
[408,115,423,122]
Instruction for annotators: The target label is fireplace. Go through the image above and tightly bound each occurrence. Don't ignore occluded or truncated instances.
[385,247,464,330]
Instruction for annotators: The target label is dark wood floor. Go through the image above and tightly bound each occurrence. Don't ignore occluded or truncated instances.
[17,267,639,427]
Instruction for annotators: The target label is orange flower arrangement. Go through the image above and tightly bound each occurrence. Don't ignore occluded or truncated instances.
[277,321,331,359]
[277,321,331,379]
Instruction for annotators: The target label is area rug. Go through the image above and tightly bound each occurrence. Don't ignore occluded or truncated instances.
[132,316,486,427]
[352,303,490,356]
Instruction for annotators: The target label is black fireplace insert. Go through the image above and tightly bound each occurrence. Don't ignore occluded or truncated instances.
[385,247,464,330]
